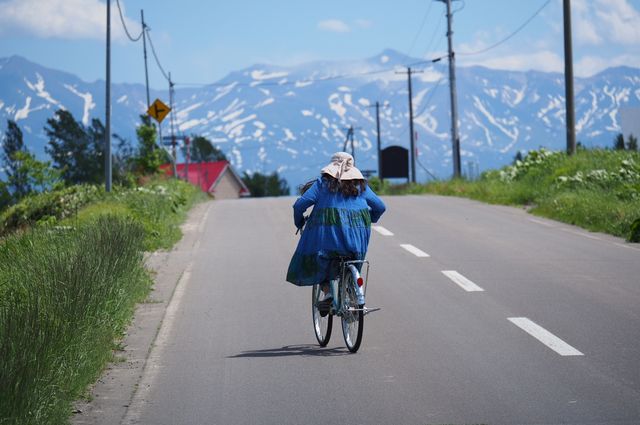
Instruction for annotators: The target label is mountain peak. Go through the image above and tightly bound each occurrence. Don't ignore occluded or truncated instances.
[369,49,416,66]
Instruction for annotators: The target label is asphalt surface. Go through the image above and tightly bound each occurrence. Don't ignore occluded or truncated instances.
[123,195,640,425]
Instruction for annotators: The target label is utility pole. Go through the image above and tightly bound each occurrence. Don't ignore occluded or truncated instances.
[169,72,177,179]
[343,126,355,159]
[185,136,190,182]
[141,9,151,109]
[396,67,422,183]
[563,0,576,155]
[438,0,461,178]
[105,0,112,192]
[369,102,388,181]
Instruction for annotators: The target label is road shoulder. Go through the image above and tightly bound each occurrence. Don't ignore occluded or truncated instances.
[72,201,212,425]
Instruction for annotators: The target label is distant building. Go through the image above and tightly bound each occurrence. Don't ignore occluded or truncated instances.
[161,161,250,199]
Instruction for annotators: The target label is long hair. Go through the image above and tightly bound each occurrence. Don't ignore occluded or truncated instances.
[299,174,367,197]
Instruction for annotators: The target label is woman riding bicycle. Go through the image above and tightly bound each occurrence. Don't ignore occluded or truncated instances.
[286,152,386,303]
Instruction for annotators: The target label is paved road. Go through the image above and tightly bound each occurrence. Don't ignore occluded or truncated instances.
[124,195,640,425]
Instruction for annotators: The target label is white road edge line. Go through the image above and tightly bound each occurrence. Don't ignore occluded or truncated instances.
[560,228,601,241]
[508,317,583,356]
[441,270,484,292]
[373,225,394,236]
[122,264,194,424]
[614,242,640,251]
[529,218,554,227]
[400,244,430,257]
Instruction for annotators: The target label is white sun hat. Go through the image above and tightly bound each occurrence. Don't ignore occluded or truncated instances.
[320,152,364,180]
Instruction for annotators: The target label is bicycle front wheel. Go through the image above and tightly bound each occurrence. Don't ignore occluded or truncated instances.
[312,284,332,346]
[341,274,364,353]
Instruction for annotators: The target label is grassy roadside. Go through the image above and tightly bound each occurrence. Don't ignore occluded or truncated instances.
[370,149,640,241]
[0,178,204,424]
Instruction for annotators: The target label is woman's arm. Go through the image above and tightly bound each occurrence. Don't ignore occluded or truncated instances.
[293,179,320,228]
[364,185,386,223]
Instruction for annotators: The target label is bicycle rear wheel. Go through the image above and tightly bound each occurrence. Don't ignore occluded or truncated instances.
[312,284,332,346]
[341,274,364,353]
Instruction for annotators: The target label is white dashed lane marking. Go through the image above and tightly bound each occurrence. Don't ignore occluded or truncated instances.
[508,317,584,356]
[441,270,484,292]
[400,244,430,257]
[373,225,394,236]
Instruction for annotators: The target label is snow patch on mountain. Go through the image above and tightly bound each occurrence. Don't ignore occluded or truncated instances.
[295,80,313,88]
[25,73,61,108]
[255,98,274,108]
[283,128,295,141]
[64,84,95,125]
[221,108,244,123]
[212,82,238,102]
[14,96,47,121]
[177,102,203,121]
[251,70,289,81]
[472,96,518,147]
[15,97,32,120]
[328,94,346,118]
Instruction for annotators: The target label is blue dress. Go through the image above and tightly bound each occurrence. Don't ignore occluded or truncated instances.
[286,177,386,286]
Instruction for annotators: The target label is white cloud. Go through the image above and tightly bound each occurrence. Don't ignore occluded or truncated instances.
[570,0,640,46]
[0,0,139,41]
[460,50,565,74]
[575,53,640,77]
[573,0,604,45]
[317,19,351,33]
[595,0,640,45]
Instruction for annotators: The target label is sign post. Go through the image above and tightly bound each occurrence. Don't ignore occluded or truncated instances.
[147,98,173,176]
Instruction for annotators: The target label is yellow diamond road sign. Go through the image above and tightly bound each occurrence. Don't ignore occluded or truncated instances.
[147,98,171,123]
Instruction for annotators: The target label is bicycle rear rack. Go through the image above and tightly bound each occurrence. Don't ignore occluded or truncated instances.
[340,259,380,316]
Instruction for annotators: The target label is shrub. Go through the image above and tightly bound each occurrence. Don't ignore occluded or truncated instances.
[0,185,104,236]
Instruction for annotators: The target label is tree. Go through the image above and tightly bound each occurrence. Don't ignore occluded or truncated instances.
[45,109,104,185]
[0,181,11,211]
[242,171,290,197]
[2,120,31,198]
[133,115,169,175]
[613,133,626,150]
[12,151,61,193]
[627,134,638,151]
[186,136,227,163]
[512,151,524,164]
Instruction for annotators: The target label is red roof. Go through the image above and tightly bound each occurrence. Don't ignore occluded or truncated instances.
[160,161,249,195]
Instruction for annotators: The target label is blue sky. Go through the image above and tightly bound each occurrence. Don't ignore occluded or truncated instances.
[1,0,639,89]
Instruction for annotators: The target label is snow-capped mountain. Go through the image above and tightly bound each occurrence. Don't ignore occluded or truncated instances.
[1,50,639,187]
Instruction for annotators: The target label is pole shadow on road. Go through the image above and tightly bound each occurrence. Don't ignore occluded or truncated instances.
[227,344,351,358]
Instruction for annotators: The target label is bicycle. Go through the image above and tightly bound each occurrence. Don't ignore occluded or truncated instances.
[311,258,379,353]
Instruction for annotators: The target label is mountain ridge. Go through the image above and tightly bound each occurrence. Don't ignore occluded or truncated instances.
[1,51,639,186]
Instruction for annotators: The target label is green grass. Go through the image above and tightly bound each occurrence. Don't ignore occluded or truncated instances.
[0,216,150,424]
[372,149,640,241]
[0,178,204,424]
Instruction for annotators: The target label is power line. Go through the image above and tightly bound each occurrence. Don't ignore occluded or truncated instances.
[416,151,438,180]
[115,0,143,42]
[406,1,435,57]
[457,0,551,56]
[419,12,445,60]
[395,65,446,138]
[145,28,170,82]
